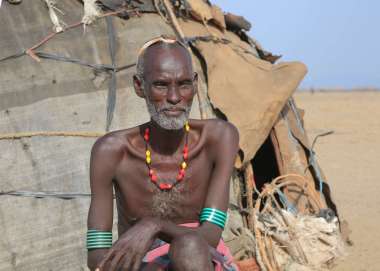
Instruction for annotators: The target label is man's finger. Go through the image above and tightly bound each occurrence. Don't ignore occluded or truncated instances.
[131,255,143,271]
[121,253,134,271]
[109,252,124,271]
[98,249,115,270]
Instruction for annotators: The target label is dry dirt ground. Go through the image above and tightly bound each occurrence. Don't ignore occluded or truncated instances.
[294,91,380,271]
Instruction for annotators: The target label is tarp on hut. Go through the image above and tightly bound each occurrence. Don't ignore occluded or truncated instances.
[0,1,334,270]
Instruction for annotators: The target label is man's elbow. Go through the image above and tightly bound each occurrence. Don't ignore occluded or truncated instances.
[208,236,220,249]
[87,251,105,271]
[87,258,98,271]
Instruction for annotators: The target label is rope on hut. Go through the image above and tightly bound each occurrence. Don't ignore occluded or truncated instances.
[0,131,104,140]
[0,190,91,200]
[304,130,335,194]
[20,51,136,73]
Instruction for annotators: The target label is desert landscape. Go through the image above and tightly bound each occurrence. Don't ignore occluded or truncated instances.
[295,90,380,271]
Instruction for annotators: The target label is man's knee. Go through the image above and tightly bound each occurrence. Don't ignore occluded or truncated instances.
[141,263,166,271]
[169,233,213,271]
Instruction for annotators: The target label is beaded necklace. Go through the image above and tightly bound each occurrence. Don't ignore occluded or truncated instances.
[144,121,190,191]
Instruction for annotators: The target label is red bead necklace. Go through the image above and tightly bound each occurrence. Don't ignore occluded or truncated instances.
[144,121,190,191]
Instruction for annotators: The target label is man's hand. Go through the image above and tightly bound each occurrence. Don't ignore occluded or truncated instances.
[97,218,161,271]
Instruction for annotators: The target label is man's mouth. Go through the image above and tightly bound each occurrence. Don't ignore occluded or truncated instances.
[161,107,186,117]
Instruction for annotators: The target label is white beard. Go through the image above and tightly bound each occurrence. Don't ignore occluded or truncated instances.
[145,97,191,130]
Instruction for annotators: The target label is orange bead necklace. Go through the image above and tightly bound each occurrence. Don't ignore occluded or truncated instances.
[144,121,190,190]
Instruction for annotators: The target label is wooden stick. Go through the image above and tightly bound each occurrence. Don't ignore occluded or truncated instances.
[244,164,255,231]
[25,7,136,62]
[161,0,208,120]
[0,131,104,140]
[234,173,248,229]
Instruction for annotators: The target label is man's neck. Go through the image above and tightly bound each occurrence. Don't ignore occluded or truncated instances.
[148,120,186,155]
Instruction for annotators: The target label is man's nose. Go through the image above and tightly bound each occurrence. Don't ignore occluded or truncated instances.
[166,85,181,105]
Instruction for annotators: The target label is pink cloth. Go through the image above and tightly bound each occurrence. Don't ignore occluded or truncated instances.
[144,223,238,271]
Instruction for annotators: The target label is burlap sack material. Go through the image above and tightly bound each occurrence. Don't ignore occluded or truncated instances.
[192,40,307,166]
[178,18,307,166]
[186,0,213,22]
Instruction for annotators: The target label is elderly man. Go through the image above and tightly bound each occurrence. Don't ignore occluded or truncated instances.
[87,36,239,271]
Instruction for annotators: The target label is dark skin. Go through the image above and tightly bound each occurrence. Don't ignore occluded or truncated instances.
[87,43,239,271]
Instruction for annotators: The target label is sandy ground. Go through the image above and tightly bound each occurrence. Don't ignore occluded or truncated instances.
[294,91,380,271]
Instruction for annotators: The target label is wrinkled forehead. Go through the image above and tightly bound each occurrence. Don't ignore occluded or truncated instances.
[143,43,193,78]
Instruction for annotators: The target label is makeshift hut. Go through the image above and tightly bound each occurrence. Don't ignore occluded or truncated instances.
[0,1,346,270]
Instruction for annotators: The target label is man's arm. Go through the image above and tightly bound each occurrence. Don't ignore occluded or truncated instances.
[87,135,122,270]
[157,120,239,247]
[97,121,239,271]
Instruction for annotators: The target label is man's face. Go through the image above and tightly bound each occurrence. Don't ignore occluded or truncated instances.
[137,44,197,130]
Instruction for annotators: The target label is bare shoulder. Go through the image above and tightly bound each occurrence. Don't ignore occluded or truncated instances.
[91,127,139,163]
[190,118,239,152]
[196,118,239,164]
[203,118,239,143]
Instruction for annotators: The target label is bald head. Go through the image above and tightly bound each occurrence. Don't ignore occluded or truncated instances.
[136,41,193,82]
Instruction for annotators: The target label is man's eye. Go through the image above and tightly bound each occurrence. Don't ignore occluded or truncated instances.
[179,81,193,87]
[154,83,167,88]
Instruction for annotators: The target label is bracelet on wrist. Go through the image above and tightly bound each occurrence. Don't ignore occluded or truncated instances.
[199,208,227,229]
[86,229,113,250]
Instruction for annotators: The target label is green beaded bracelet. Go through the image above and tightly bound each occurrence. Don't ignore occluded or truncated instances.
[201,213,227,220]
[200,216,226,229]
[200,208,227,217]
[200,214,226,224]
[86,229,112,250]
[199,208,227,229]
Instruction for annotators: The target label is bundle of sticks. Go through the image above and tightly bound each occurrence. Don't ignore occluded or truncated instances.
[251,174,345,271]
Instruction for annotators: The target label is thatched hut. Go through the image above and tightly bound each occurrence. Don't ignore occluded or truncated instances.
[0,1,344,270]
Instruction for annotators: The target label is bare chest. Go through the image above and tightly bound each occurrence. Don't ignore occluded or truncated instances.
[114,149,213,223]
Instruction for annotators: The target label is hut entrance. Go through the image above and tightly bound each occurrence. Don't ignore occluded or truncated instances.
[251,131,280,192]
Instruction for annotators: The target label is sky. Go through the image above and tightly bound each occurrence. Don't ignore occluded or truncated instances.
[211,0,380,89]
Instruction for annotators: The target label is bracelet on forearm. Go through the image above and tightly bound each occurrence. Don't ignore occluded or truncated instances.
[86,229,113,250]
[199,207,227,229]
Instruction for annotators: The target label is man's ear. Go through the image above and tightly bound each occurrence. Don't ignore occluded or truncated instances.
[133,75,145,98]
